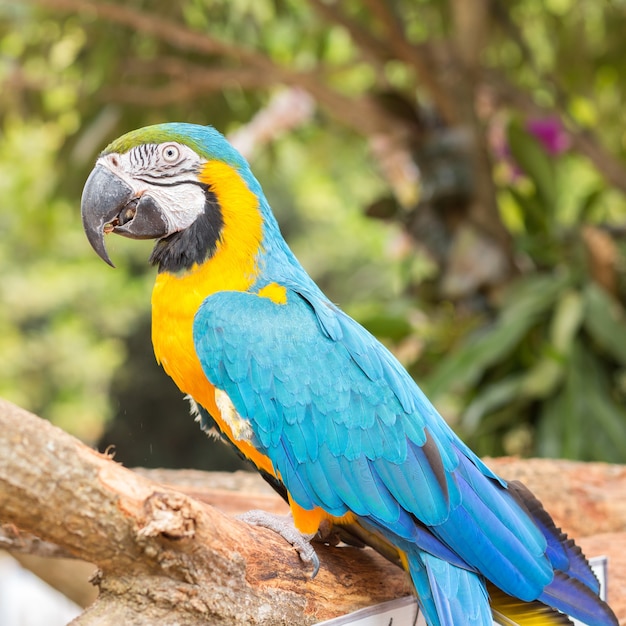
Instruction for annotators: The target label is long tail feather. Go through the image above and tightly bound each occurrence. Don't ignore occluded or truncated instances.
[407,550,492,626]
[538,572,618,626]
[489,584,573,626]
[508,481,600,594]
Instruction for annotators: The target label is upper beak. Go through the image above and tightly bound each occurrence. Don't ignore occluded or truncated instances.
[81,164,169,266]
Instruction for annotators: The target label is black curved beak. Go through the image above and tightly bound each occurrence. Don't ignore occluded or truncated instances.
[81,164,168,266]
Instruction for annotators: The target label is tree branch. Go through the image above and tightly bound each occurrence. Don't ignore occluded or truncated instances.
[28,0,426,213]
[2,398,626,622]
[29,0,272,71]
[485,456,626,539]
[101,59,281,102]
[0,398,410,625]
[306,0,457,124]
[0,524,76,559]
[305,0,393,67]
[28,0,393,136]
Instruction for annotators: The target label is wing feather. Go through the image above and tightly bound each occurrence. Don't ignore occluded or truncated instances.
[192,288,600,612]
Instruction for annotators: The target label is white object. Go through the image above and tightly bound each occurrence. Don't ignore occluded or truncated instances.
[317,556,609,626]
[0,553,81,626]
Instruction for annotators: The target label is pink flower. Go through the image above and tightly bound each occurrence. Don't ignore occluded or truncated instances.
[525,116,570,155]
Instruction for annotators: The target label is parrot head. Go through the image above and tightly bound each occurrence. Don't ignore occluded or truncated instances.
[81,123,259,269]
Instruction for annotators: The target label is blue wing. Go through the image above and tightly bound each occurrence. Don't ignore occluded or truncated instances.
[192,287,609,626]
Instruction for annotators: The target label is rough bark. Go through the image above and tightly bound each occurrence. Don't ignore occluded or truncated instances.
[0,398,410,625]
[1,397,625,624]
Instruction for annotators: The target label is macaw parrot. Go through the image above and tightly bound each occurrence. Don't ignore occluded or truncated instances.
[80,123,617,626]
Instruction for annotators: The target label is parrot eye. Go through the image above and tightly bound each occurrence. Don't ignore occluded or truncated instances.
[161,143,181,163]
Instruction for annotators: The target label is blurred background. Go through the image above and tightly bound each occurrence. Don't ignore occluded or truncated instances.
[1,0,626,476]
[2,1,626,622]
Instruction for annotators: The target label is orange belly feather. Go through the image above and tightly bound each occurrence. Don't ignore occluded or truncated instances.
[150,159,347,534]
[151,269,276,477]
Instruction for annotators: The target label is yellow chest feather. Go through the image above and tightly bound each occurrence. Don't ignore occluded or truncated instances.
[150,160,275,475]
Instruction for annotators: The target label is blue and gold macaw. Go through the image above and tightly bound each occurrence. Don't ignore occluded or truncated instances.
[81,123,617,626]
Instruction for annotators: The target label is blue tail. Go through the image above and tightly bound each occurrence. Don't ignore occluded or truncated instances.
[407,550,491,626]
[508,481,600,593]
[391,473,618,626]
[509,481,617,626]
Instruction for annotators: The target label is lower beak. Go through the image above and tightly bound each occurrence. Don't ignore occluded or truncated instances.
[81,164,168,266]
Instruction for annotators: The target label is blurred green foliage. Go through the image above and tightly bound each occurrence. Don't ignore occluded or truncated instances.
[0,0,396,457]
[0,0,625,465]
[421,119,626,461]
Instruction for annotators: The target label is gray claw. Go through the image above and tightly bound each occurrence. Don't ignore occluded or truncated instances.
[237,510,320,577]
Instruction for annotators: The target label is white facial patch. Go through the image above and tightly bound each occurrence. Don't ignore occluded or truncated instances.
[143,183,207,234]
[96,142,208,236]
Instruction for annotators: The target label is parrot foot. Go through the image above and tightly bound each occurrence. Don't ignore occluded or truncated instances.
[236,510,320,578]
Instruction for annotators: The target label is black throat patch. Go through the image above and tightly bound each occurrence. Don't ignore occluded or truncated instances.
[149,186,224,273]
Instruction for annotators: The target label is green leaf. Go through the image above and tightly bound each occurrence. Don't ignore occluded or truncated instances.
[425,273,570,399]
[461,375,525,434]
[359,313,413,342]
[550,289,584,354]
[583,283,626,365]
[498,271,571,324]
[520,355,563,399]
[576,186,604,223]
[507,120,558,220]
[535,391,568,458]
[508,183,549,236]
[537,340,626,461]
[519,289,582,401]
